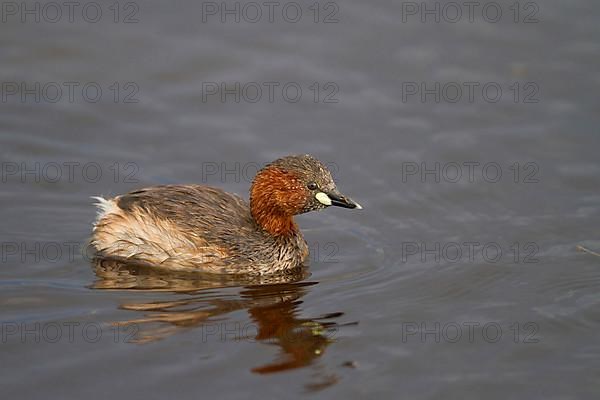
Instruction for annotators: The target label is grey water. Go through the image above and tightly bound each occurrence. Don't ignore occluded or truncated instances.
[1,0,600,398]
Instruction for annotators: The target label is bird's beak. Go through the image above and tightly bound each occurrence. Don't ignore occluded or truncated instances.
[315,190,362,209]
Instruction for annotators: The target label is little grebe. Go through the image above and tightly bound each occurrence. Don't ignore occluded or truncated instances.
[91,154,361,274]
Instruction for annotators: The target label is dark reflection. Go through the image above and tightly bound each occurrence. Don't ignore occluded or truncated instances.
[92,258,355,388]
[91,257,312,292]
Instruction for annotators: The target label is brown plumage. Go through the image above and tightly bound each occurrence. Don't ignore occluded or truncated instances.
[90,154,361,275]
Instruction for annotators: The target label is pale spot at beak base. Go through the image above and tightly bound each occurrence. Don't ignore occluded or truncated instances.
[315,192,332,206]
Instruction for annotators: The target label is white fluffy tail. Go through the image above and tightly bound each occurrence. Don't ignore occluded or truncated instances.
[91,196,118,224]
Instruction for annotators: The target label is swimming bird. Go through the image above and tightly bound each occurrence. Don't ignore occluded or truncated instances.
[91,154,361,274]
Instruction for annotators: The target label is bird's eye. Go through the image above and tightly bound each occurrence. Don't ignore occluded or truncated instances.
[307,182,318,190]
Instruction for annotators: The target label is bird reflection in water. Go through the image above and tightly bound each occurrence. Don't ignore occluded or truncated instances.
[92,258,356,388]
